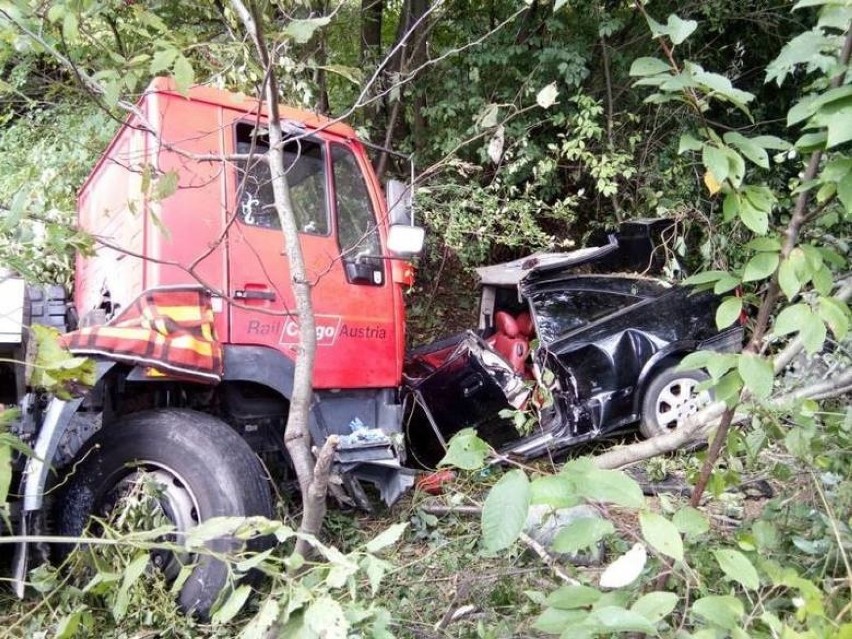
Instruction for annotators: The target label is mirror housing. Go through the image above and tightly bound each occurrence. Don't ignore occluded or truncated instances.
[386,180,413,225]
[387,224,425,257]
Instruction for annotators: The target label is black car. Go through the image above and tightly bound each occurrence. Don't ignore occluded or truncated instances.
[403,219,742,466]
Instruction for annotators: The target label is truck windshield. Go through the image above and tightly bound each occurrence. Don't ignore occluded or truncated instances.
[234,123,329,235]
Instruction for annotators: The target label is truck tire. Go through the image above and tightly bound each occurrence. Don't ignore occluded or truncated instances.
[639,367,712,438]
[54,409,274,617]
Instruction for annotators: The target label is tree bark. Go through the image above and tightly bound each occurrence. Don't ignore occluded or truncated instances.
[360,0,384,66]
[229,0,326,545]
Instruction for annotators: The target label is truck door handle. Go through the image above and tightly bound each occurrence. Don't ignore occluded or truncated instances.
[234,289,276,301]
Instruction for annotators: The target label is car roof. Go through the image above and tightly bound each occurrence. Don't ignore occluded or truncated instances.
[474,236,619,287]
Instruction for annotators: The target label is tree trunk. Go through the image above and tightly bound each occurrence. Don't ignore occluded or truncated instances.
[230,0,326,556]
[360,0,384,66]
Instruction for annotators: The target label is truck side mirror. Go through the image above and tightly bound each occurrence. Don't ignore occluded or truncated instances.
[388,224,425,257]
[386,180,413,225]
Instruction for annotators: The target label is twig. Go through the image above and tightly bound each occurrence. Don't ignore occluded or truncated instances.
[518,532,580,585]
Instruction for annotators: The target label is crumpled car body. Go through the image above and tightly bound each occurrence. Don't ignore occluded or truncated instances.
[404,219,743,465]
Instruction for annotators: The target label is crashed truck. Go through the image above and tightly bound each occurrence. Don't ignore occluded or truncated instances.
[0,79,739,613]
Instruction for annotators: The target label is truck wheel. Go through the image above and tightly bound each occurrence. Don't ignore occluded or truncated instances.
[640,367,712,438]
[54,409,273,617]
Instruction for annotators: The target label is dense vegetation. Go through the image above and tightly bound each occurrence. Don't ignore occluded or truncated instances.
[0,0,849,637]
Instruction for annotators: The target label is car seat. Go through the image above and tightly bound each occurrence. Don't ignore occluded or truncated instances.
[488,311,531,375]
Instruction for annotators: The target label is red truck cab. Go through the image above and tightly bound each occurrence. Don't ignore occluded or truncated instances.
[77,78,412,390]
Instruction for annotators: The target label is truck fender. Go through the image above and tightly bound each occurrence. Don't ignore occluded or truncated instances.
[222,344,296,399]
[12,360,116,598]
[631,342,698,415]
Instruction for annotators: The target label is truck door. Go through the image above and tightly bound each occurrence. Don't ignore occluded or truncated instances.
[226,122,400,389]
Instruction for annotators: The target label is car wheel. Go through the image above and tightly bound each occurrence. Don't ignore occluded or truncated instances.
[640,367,712,438]
[54,409,273,617]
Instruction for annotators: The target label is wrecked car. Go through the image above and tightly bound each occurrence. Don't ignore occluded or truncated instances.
[404,219,743,466]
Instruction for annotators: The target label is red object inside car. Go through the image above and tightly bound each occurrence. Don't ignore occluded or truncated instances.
[488,311,533,375]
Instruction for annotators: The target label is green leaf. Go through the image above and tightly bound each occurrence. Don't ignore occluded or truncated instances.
[714,549,760,590]
[439,428,490,470]
[714,274,741,294]
[362,555,391,595]
[795,131,827,152]
[742,252,779,282]
[716,297,743,330]
[238,599,280,639]
[481,469,530,552]
[678,133,703,154]
[536,83,559,109]
[767,30,836,87]
[172,55,195,95]
[154,170,179,200]
[723,191,740,222]
[774,303,813,336]
[672,507,710,538]
[818,297,849,340]
[665,14,698,45]
[683,270,727,285]
[151,48,178,74]
[600,543,647,589]
[55,605,88,639]
[318,64,363,85]
[737,353,774,400]
[838,171,852,213]
[820,99,852,148]
[533,608,586,634]
[552,516,614,554]
[113,552,149,621]
[365,523,407,554]
[778,259,801,300]
[723,132,769,168]
[703,144,729,183]
[186,516,243,548]
[691,595,745,630]
[585,606,656,633]
[751,135,791,150]
[740,186,776,235]
[304,596,348,639]
[800,316,828,354]
[62,12,80,43]
[0,444,11,504]
[545,584,601,610]
[284,17,332,44]
[213,584,252,624]
[639,511,683,562]
[631,591,679,624]
[574,467,644,508]
[530,475,581,509]
[745,237,781,252]
[629,57,671,77]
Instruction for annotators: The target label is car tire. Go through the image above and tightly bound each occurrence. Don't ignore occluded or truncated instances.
[640,366,712,438]
[54,409,273,617]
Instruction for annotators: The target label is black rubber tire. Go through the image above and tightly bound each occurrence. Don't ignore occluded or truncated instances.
[55,409,273,617]
[640,367,712,439]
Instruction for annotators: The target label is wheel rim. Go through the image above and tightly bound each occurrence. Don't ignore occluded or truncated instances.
[100,463,201,581]
[654,377,711,430]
